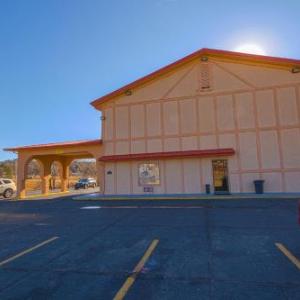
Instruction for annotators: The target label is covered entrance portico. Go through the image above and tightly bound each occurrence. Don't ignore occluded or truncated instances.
[5,140,103,199]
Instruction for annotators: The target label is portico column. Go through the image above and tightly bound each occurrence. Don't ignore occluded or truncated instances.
[16,153,27,199]
[41,159,51,195]
[61,159,71,192]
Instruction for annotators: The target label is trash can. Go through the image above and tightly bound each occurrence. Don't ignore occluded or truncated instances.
[253,180,264,194]
[205,184,211,194]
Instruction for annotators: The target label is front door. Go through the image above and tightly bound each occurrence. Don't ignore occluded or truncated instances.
[212,159,229,194]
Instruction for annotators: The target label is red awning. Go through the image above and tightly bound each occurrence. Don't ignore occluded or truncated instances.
[99,148,235,162]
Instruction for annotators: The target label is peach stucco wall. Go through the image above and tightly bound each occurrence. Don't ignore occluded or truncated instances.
[100,57,300,194]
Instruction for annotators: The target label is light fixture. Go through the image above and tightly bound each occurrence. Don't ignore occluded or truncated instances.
[201,56,208,62]
[100,116,106,121]
[124,90,132,96]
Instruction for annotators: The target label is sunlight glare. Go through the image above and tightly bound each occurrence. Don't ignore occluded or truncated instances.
[234,44,266,55]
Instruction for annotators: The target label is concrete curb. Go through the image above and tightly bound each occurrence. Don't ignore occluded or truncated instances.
[72,193,300,201]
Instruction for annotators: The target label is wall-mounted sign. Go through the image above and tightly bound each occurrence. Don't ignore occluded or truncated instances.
[55,149,64,155]
[144,186,154,193]
[138,163,160,186]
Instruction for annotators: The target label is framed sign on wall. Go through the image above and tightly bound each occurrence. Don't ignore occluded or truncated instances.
[138,163,160,186]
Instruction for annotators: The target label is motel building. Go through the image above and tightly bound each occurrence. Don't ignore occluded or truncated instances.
[5,48,300,198]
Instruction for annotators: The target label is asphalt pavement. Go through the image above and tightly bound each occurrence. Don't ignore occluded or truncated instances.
[0,197,299,299]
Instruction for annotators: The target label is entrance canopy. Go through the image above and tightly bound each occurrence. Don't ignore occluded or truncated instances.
[5,139,102,158]
[4,139,103,198]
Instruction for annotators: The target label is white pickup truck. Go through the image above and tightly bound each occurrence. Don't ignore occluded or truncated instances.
[0,178,16,198]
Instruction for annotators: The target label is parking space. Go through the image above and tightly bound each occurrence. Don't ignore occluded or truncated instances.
[0,198,299,299]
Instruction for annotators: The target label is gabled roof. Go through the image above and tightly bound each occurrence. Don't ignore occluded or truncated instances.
[90,48,300,110]
[4,139,102,152]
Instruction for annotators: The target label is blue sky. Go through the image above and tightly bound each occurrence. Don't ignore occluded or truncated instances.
[1,0,300,160]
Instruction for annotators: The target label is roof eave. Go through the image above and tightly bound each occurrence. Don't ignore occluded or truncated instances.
[90,48,206,110]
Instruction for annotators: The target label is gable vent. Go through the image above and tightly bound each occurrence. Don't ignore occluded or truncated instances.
[200,62,212,91]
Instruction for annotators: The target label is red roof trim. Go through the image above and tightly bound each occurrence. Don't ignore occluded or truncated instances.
[99,148,235,162]
[4,139,102,152]
[91,48,300,109]
[202,48,300,65]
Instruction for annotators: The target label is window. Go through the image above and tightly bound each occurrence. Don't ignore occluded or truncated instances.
[138,163,160,186]
[3,180,11,184]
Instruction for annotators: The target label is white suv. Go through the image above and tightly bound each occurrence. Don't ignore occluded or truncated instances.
[0,178,16,198]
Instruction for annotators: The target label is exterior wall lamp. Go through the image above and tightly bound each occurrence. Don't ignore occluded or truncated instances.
[124,90,132,96]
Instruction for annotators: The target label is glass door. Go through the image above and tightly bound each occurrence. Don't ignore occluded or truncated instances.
[212,159,229,194]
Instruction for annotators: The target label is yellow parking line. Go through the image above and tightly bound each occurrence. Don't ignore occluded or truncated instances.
[275,242,300,270]
[0,236,59,267]
[113,239,159,300]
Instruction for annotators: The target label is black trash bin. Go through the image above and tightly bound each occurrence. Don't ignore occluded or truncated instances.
[253,180,264,194]
[205,184,211,194]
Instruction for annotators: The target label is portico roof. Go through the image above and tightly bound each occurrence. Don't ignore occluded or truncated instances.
[4,139,102,152]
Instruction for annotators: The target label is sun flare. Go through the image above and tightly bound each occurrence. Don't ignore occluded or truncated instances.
[234,44,266,55]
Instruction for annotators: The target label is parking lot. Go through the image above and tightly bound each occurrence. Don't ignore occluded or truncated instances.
[0,197,299,299]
